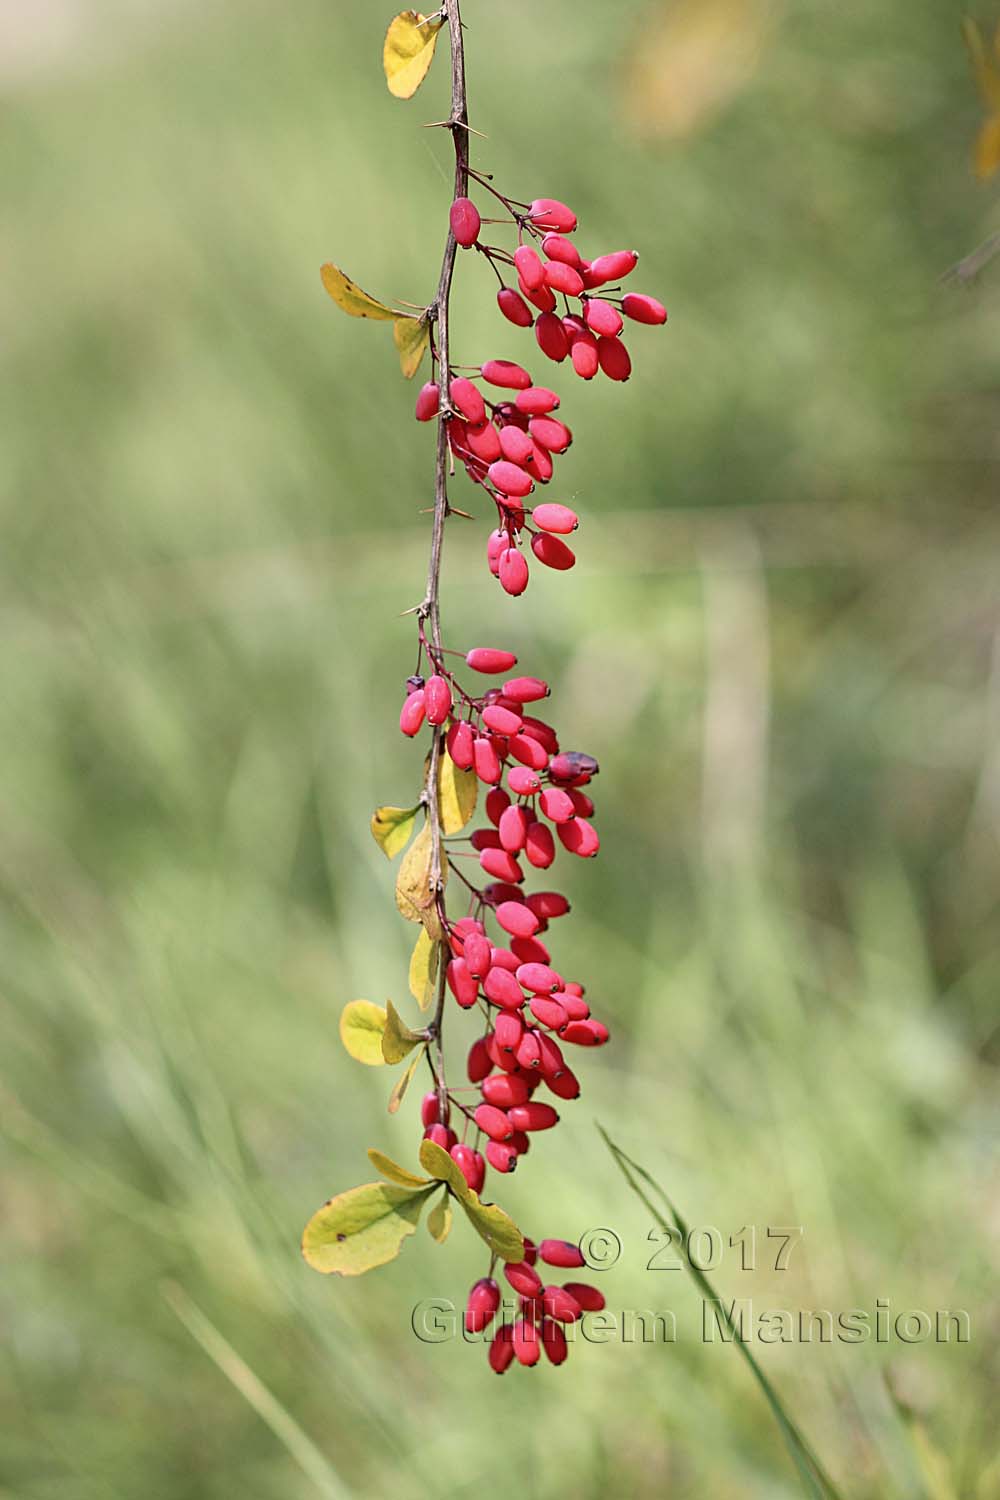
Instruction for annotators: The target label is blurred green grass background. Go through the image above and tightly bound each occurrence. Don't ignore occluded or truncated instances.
[2,0,999,1495]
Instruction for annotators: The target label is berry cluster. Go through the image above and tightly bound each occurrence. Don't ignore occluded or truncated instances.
[416,190,667,595]
[466,1238,606,1371]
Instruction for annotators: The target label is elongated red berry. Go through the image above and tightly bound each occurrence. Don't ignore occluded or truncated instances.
[463,421,502,464]
[475,1103,514,1141]
[528,416,572,454]
[515,386,560,415]
[467,1036,492,1083]
[588,249,639,283]
[425,674,453,725]
[484,963,525,1008]
[466,1277,501,1333]
[483,704,523,737]
[420,1090,443,1127]
[539,786,575,823]
[563,1282,605,1312]
[531,532,576,571]
[512,933,551,966]
[535,311,569,363]
[450,916,484,955]
[539,1238,586,1269]
[482,1072,530,1108]
[570,330,599,379]
[510,733,549,771]
[450,195,481,248]
[498,425,535,467]
[482,359,532,390]
[544,260,585,297]
[501,676,548,703]
[584,298,623,338]
[446,718,475,770]
[467,647,518,674]
[541,1318,568,1365]
[519,277,557,314]
[415,381,440,421]
[486,1139,518,1172]
[505,1258,543,1298]
[473,735,502,785]
[489,1324,515,1373]
[524,821,555,868]
[508,766,541,796]
[546,1066,581,1099]
[494,1010,524,1054]
[450,376,486,425]
[486,786,511,824]
[518,962,561,994]
[451,1143,486,1193]
[496,900,541,938]
[498,287,534,327]
[542,1285,584,1323]
[557,816,600,856]
[597,336,631,382]
[512,1317,540,1366]
[516,1029,542,1069]
[498,547,529,596]
[399,689,426,737]
[499,803,531,852]
[562,1018,609,1046]
[542,232,582,268]
[447,957,478,1009]
[489,460,534,498]
[464,931,492,979]
[513,244,546,290]
[557,991,590,1021]
[423,1122,457,1151]
[508,1101,559,1131]
[511,1129,531,1157]
[529,198,577,234]
[529,996,568,1030]
[622,292,667,325]
[530,502,577,534]
[548,750,599,782]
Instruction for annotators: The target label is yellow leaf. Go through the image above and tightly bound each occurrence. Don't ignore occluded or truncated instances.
[320,262,397,321]
[417,1139,524,1261]
[381,1000,423,1064]
[419,1137,471,1199]
[394,316,431,379]
[301,1179,433,1275]
[387,1050,422,1114]
[371,803,419,860]
[624,0,769,140]
[408,927,440,1012]
[367,1148,432,1189]
[339,1000,387,1065]
[974,114,1000,179]
[395,821,447,940]
[427,1195,452,1244]
[438,753,477,836]
[963,18,1000,111]
[383,11,445,100]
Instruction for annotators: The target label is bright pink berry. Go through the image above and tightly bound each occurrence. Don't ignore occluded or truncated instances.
[482,1073,530,1108]
[508,766,541,796]
[420,1091,444,1127]
[512,934,551,967]
[528,416,572,453]
[484,964,525,1008]
[415,381,440,421]
[467,1036,492,1083]
[622,292,667,325]
[495,900,541,938]
[473,735,502,784]
[512,1317,540,1366]
[541,1318,568,1365]
[563,1282,605,1312]
[466,1277,501,1333]
[423,1122,457,1151]
[584,298,624,338]
[451,1143,486,1193]
[542,1285,584,1323]
[494,1010,524,1055]
[508,1101,559,1132]
[513,244,546,290]
[498,287,534,327]
[446,718,475,769]
[488,460,534,498]
[424,674,453,725]
[464,420,502,463]
[483,704,523,737]
[486,786,511,825]
[541,232,582,268]
[532,502,578,534]
[597,336,631,381]
[524,821,555,868]
[588,249,639,283]
[498,547,529,596]
[450,195,481,248]
[516,1029,542,1070]
[488,1324,515,1373]
[539,1238,586,1269]
[505,1258,543,1298]
[475,1103,514,1142]
[481,359,532,390]
[486,1139,518,1173]
[519,277,557,314]
[531,532,576,571]
[546,1067,581,1099]
[544,260,585,297]
[562,1018,609,1046]
[529,996,568,1030]
[535,311,569,362]
[503,676,549,703]
[464,931,493,979]
[498,425,535,467]
[467,647,518,674]
[399,688,426,737]
[515,386,560,415]
[446,957,479,1009]
[526,891,570,920]
[557,816,600,857]
[449,376,486,425]
[509,733,549,770]
[528,198,578,234]
[539,786,575,823]
[570,331,599,380]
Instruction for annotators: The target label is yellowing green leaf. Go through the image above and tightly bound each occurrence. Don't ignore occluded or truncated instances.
[367,1148,432,1189]
[382,1000,423,1064]
[395,821,446,939]
[383,11,444,100]
[418,1139,524,1262]
[387,1049,423,1114]
[320,262,397,321]
[394,316,430,379]
[301,1179,433,1275]
[408,927,440,1012]
[427,1195,452,1244]
[371,804,419,860]
[438,753,477,835]
[339,1000,387,1065]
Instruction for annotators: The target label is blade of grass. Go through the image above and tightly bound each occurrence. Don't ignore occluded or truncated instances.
[598,1124,845,1500]
[161,1281,350,1500]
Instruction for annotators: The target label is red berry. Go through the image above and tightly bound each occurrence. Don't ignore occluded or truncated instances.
[541,1318,568,1365]
[498,547,529,596]
[569,789,595,816]
[447,957,479,1009]
[541,232,582,268]
[597,336,631,382]
[519,277,558,314]
[570,331,600,379]
[464,931,493,979]
[498,425,535,467]
[494,1010,524,1054]
[466,646,516,675]
[508,1101,559,1131]
[548,751,599,782]
[557,817,600,857]
[545,1067,581,1099]
[488,460,534,498]
[524,821,556,868]
[516,1029,543,1070]
[539,786,576,823]
[464,420,502,463]
[584,298,624,338]
[451,1143,486,1193]
[588,249,639,283]
[486,1139,518,1173]
[481,359,532,390]
[482,1072,530,1108]
[515,386,560,415]
[479,847,521,884]
[415,381,440,421]
[495,901,541,938]
[539,1239,586,1269]
[513,244,546,290]
[526,890,570,920]
[529,996,568,1030]
[450,195,481,248]
[465,1277,501,1333]
[511,933,552,966]
[516,962,561,994]
[531,533,576,571]
[535,311,569,362]
[503,675,550,703]
[446,720,474,771]
[528,198,578,234]
[512,1317,540,1366]
[499,803,531,852]
[473,735,502,785]
[486,786,511,824]
[423,1123,457,1150]
[505,1258,543,1298]
[563,1282,605,1312]
[557,991,590,1021]
[622,292,667,325]
[450,377,486,425]
[532,502,578,534]
[511,1129,531,1156]
[399,689,426,737]
[498,287,534,327]
[483,704,523,736]
[424,674,453,725]
[420,1091,444,1127]
[475,1103,514,1141]
[449,915,484,955]
[542,1285,584,1323]
[467,1036,492,1083]
[561,1019,609,1046]
[544,260,585,297]
[484,963,525,1008]
[508,766,541,796]
[488,1324,515,1373]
